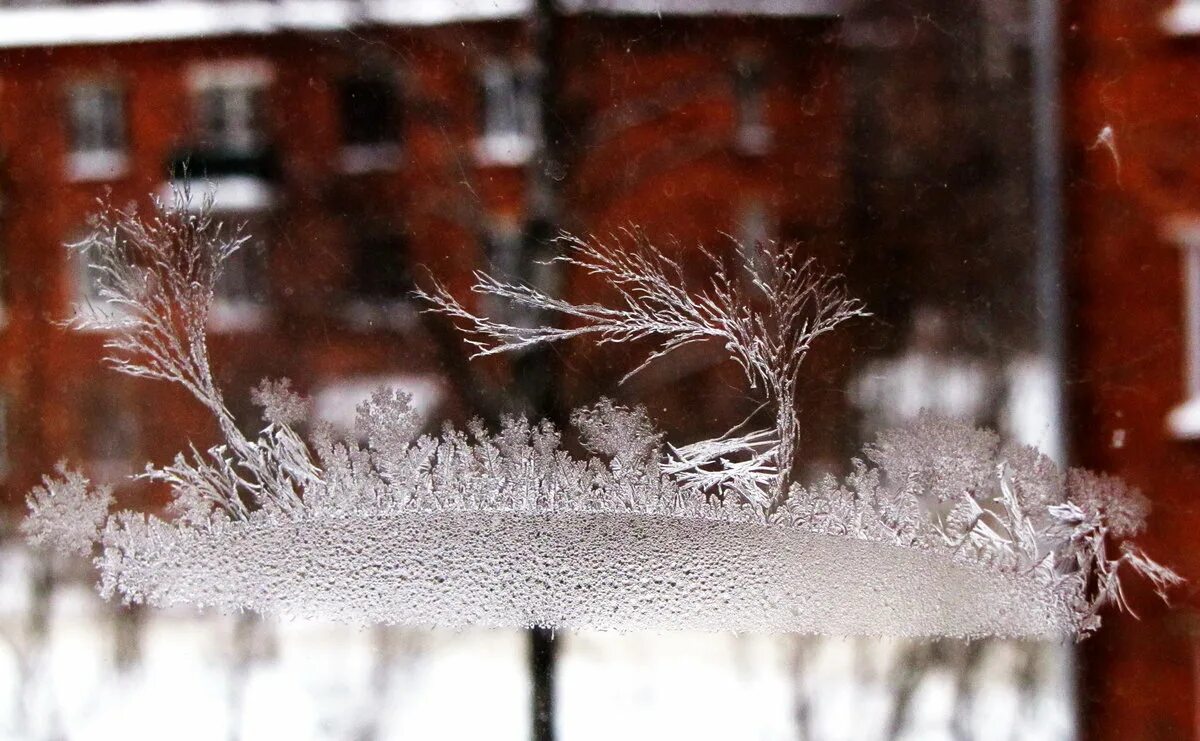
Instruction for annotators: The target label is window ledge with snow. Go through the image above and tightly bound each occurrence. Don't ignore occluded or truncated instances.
[208,301,268,332]
[339,299,420,331]
[473,133,535,167]
[1162,1,1200,35]
[735,125,773,156]
[69,304,133,333]
[313,373,442,435]
[67,151,128,182]
[338,144,402,174]
[160,176,275,213]
[1168,397,1200,439]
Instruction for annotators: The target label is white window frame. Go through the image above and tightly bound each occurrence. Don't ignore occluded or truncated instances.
[64,79,128,181]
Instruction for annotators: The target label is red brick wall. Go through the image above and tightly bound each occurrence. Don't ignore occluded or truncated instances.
[0,15,849,515]
[1066,0,1200,737]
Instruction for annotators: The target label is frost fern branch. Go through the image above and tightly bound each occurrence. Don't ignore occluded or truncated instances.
[20,192,1182,637]
[415,230,868,505]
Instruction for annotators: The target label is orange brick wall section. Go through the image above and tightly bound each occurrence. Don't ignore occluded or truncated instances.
[1066,0,1200,738]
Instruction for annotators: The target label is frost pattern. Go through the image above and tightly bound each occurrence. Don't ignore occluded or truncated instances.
[24,189,1182,638]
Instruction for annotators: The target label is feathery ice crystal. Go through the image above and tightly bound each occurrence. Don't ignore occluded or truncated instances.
[22,188,1182,638]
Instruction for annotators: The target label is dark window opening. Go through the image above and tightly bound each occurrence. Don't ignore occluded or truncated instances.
[479,61,538,140]
[733,57,769,154]
[195,84,266,153]
[215,223,268,305]
[66,82,126,155]
[80,381,139,464]
[350,232,411,301]
[338,73,399,147]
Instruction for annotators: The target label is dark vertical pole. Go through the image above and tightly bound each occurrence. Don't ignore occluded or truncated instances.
[1029,0,1074,732]
[1030,0,1067,458]
[522,1,564,740]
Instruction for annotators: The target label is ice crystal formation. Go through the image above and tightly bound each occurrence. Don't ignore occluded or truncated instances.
[22,188,1182,638]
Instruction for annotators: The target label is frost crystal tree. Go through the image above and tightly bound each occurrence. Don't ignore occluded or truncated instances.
[23,188,1182,638]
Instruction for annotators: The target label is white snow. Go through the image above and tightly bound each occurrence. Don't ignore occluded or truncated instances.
[560,0,843,17]
[0,0,530,49]
[161,177,276,213]
[313,374,443,432]
[0,0,843,49]
[66,151,130,183]
[1163,0,1200,35]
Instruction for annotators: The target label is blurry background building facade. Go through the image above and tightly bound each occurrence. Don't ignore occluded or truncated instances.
[0,0,1188,738]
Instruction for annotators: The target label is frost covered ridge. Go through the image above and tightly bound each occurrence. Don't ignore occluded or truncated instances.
[22,188,1182,637]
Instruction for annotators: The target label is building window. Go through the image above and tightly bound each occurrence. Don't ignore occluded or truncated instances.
[733,57,771,155]
[210,220,269,331]
[1165,216,1200,437]
[734,199,776,279]
[474,60,538,165]
[0,392,9,479]
[80,380,139,479]
[481,220,527,325]
[350,231,412,302]
[337,71,401,172]
[65,80,128,181]
[189,61,271,154]
[0,226,7,327]
[80,381,138,479]
[70,229,122,325]
[735,199,775,250]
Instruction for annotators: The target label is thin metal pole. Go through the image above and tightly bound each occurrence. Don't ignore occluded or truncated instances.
[1029,0,1076,736]
[1030,0,1067,458]
[524,1,563,739]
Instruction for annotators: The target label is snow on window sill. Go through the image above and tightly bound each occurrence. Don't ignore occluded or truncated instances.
[66,150,128,182]
[338,144,402,174]
[68,303,133,333]
[339,299,420,331]
[160,176,276,213]
[1168,397,1200,439]
[208,301,268,332]
[473,133,535,167]
[313,373,443,434]
[84,458,138,483]
[1162,1,1200,35]
[735,125,773,156]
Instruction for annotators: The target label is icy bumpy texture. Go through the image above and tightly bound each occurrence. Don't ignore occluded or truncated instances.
[22,189,1182,638]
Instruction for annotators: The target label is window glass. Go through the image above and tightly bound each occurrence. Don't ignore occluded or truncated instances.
[476,59,538,164]
[65,81,127,180]
[0,2,1190,740]
[190,63,269,154]
[350,231,411,302]
[338,73,399,148]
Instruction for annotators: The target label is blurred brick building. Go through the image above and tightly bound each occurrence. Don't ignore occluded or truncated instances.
[1067,0,1200,738]
[0,1,848,512]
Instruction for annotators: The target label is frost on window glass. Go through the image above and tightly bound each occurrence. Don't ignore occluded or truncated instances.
[21,187,1182,640]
